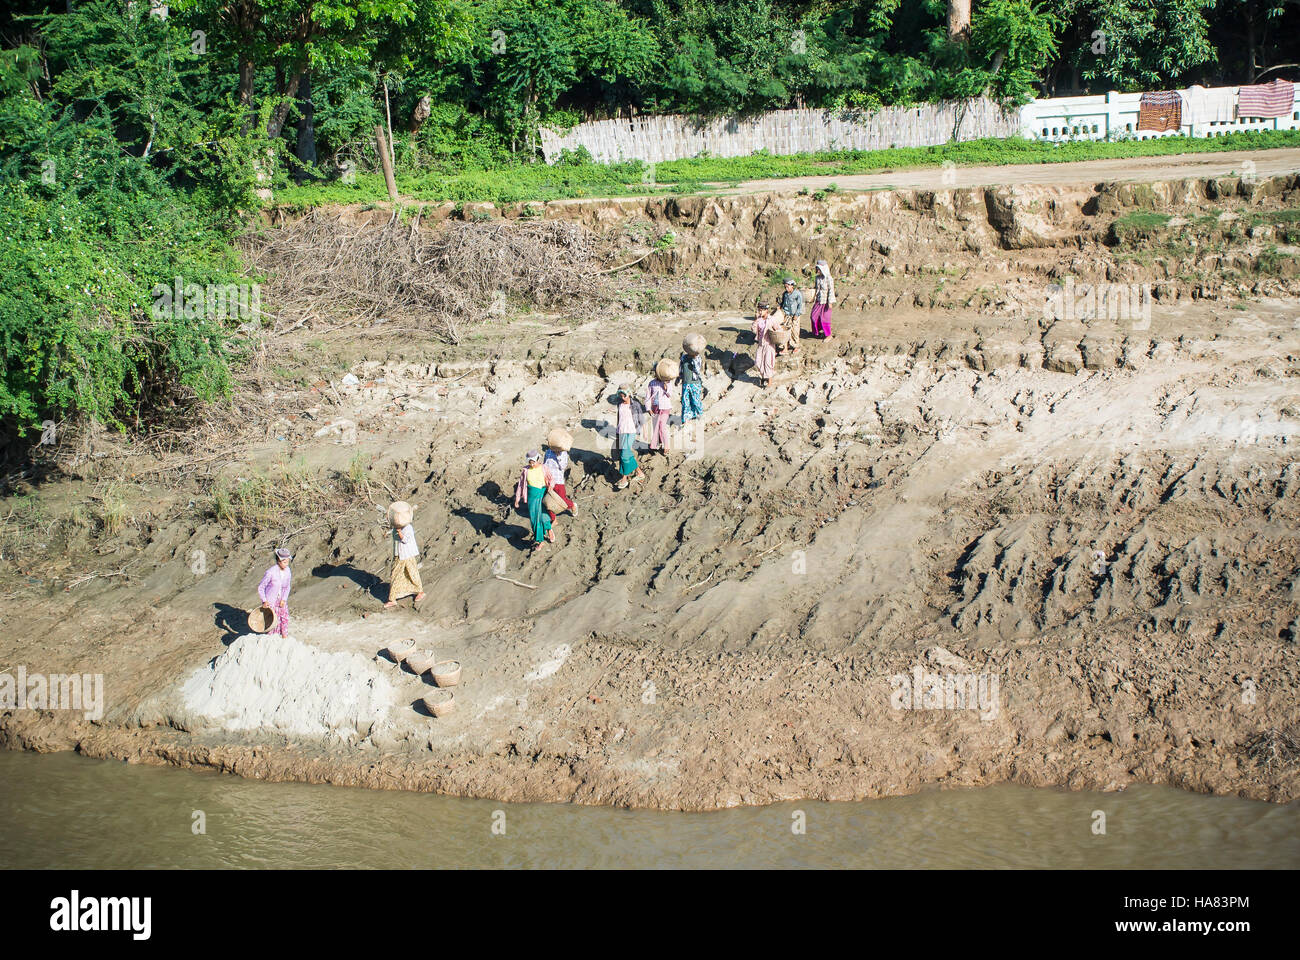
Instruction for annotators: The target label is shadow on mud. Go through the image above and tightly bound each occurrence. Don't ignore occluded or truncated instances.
[213,602,249,645]
[311,562,387,601]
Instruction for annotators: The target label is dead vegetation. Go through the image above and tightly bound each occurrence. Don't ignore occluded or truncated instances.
[1244,728,1300,771]
[241,210,619,343]
[206,457,365,531]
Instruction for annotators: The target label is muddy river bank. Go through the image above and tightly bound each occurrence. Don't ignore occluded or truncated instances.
[3,168,1299,810]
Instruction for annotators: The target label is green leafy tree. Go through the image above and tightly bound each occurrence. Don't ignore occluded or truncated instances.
[171,0,425,138]
[0,2,250,436]
[1065,0,1218,89]
[973,0,1062,101]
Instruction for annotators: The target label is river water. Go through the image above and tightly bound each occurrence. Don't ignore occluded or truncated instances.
[1,751,1296,869]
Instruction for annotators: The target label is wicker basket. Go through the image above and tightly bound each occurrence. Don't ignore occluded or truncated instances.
[387,500,414,526]
[423,689,455,717]
[542,489,567,513]
[432,660,462,687]
[683,333,706,356]
[655,358,679,381]
[764,324,787,347]
[246,606,278,634]
[386,637,417,662]
[546,427,573,452]
[405,649,437,674]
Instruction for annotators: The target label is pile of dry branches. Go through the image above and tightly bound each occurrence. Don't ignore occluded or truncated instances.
[242,209,614,342]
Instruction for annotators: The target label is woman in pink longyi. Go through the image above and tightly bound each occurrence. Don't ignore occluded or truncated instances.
[811,259,835,341]
[258,547,293,638]
[646,372,672,455]
[751,302,778,388]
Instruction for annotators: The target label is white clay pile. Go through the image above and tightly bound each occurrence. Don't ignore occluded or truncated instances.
[181,634,394,740]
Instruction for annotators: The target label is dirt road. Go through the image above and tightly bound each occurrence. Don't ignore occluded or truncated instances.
[705,147,1300,196]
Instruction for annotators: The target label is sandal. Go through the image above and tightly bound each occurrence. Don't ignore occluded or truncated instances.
[383,600,398,609]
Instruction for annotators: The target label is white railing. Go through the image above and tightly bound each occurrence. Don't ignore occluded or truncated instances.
[1019,86,1300,142]
[540,99,1020,165]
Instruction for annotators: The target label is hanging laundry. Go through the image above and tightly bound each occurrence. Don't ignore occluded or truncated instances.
[1237,79,1295,119]
[1137,91,1182,132]
[1179,85,1237,125]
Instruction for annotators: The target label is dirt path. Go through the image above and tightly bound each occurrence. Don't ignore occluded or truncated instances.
[702,147,1300,197]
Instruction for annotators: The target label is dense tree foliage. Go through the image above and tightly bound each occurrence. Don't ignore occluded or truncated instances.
[6,1,1297,181]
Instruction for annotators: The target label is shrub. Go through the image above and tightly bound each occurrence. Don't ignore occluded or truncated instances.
[0,170,249,436]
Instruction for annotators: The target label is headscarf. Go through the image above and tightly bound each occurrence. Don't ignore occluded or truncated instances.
[275,547,292,560]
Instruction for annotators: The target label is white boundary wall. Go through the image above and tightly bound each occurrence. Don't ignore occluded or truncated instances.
[1020,87,1300,143]
[541,85,1300,164]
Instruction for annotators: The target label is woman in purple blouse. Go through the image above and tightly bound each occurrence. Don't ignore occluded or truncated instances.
[257,547,293,638]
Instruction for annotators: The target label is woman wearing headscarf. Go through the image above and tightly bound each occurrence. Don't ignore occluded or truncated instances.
[811,259,835,341]
[513,450,554,552]
[777,278,803,353]
[613,388,647,490]
[751,301,778,388]
[257,547,293,638]
[385,501,425,608]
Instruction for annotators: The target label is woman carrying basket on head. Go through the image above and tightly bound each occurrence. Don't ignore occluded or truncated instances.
[680,334,706,424]
[544,428,577,522]
[384,501,426,609]
[646,358,677,457]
